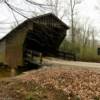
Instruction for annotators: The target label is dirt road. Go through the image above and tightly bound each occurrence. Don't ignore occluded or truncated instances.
[44,58,100,69]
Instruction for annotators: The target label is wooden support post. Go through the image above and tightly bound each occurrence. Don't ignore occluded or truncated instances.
[74,54,76,61]
[11,68,16,76]
[40,53,43,64]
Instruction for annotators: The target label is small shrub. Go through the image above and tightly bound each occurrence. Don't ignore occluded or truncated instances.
[93,96,100,100]
[26,94,33,100]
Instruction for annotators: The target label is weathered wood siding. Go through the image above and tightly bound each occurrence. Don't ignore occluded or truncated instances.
[6,21,33,68]
[0,40,6,63]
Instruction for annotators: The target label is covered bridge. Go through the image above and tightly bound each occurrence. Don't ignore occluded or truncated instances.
[0,13,69,69]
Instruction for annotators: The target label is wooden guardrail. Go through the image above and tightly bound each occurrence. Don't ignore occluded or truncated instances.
[56,51,76,61]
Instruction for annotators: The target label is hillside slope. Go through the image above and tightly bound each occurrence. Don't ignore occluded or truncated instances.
[0,58,100,100]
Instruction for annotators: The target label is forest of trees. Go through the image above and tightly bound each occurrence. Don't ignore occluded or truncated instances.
[0,0,100,62]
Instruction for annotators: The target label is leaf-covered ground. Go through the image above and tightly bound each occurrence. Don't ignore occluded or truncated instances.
[0,58,100,100]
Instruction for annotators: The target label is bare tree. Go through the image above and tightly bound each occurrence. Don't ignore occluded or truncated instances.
[91,28,96,49]
[46,0,59,16]
[44,0,68,20]
[69,0,82,43]
[75,20,97,57]
[1,0,51,25]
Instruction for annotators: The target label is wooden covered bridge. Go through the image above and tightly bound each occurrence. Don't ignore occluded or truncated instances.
[0,13,69,70]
